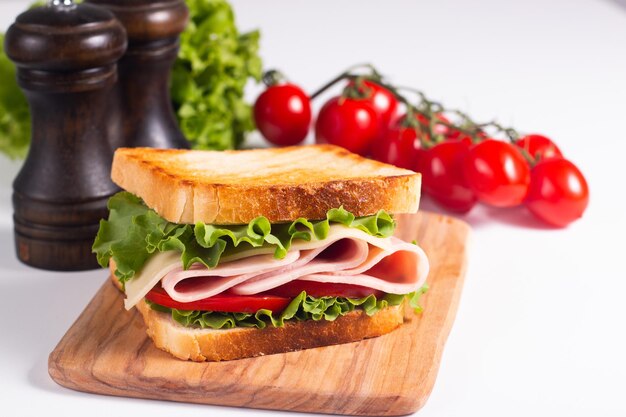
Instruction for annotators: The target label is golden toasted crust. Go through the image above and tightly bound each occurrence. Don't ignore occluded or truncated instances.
[135,293,404,362]
[111,145,421,224]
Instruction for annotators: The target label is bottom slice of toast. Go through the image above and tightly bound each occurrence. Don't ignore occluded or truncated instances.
[135,296,404,362]
[111,270,405,362]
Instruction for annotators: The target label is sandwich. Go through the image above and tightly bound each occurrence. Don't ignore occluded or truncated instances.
[93,144,429,361]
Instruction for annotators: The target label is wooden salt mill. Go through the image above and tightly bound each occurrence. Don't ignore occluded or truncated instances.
[5,0,127,271]
[86,0,190,149]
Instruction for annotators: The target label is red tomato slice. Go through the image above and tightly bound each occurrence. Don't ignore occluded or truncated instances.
[262,281,383,299]
[145,286,291,313]
[146,281,384,313]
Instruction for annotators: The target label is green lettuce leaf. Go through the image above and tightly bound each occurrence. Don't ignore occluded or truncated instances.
[147,286,428,330]
[171,0,262,150]
[0,33,31,160]
[93,192,396,283]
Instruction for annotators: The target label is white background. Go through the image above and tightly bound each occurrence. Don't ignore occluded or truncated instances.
[1,0,626,416]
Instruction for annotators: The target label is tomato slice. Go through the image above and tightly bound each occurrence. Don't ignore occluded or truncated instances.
[146,281,384,313]
[261,281,382,299]
[145,286,291,314]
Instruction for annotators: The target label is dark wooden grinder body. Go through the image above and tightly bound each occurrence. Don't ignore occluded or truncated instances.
[5,3,127,270]
[6,0,191,271]
[86,0,190,149]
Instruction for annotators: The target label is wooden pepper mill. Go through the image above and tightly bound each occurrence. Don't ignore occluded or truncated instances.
[5,0,127,271]
[86,0,190,149]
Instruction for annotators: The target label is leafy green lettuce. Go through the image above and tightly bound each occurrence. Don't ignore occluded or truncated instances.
[0,33,31,159]
[93,192,396,284]
[148,287,428,330]
[171,0,263,150]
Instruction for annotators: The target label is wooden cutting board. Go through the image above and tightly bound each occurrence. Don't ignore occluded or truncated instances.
[48,212,470,416]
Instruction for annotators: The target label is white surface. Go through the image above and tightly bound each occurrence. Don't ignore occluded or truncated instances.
[1,0,625,416]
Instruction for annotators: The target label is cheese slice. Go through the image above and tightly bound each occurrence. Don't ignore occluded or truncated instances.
[123,251,181,310]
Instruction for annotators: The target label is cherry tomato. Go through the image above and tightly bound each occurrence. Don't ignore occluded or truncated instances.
[254,83,312,146]
[417,140,477,213]
[463,139,531,207]
[315,96,379,156]
[371,120,424,169]
[409,112,446,139]
[525,158,589,227]
[407,112,473,144]
[263,281,382,299]
[145,286,291,313]
[438,120,486,145]
[444,127,481,145]
[425,113,452,137]
[348,79,398,130]
[515,134,563,161]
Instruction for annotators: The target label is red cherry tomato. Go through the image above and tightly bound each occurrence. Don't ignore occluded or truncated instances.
[445,127,481,145]
[254,83,312,146]
[406,112,474,144]
[417,140,477,213]
[409,112,446,139]
[145,286,291,313]
[348,79,398,130]
[463,139,531,207]
[525,158,589,227]
[371,120,424,169]
[423,113,451,137]
[515,134,563,161]
[315,96,379,156]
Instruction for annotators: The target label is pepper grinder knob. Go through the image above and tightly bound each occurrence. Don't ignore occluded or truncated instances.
[48,0,75,7]
[5,2,127,270]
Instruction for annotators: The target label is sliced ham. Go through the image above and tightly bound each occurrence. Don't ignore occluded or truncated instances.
[229,238,370,295]
[299,274,416,296]
[160,250,301,303]
[157,225,429,303]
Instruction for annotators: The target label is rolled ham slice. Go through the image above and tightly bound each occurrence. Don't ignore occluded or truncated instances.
[123,250,300,310]
[160,250,301,303]
[159,225,429,303]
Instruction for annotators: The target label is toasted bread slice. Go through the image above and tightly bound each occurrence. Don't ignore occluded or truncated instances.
[136,293,404,362]
[111,145,420,224]
[109,273,404,362]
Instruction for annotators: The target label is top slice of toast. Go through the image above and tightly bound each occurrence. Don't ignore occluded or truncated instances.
[111,145,421,224]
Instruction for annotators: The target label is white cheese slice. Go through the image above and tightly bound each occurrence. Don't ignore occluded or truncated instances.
[123,251,181,310]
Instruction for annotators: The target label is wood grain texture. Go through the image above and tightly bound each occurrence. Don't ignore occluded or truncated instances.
[48,211,470,415]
